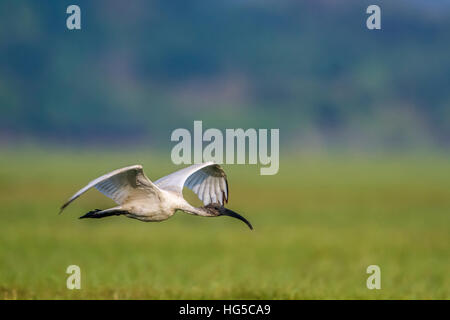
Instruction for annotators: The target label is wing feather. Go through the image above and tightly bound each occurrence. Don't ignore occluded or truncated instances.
[60,165,160,213]
[198,178,206,202]
[210,179,217,203]
[202,177,211,205]
[154,162,229,206]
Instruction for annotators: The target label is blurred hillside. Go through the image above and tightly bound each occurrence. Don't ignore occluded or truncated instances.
[0,0,449,150]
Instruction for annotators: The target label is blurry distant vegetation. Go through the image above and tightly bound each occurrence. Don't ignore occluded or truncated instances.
[0,0,449,149]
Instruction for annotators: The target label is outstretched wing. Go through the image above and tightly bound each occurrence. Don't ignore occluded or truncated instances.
[154,162,229,206]
[60,165,160,213]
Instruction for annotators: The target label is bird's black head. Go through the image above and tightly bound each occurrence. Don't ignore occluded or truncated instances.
[205,203,253,230]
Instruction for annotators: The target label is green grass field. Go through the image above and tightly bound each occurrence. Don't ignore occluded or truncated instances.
[0,149,449,299]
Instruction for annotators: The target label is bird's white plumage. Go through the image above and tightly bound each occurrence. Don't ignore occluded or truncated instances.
[154,162,228,205]
[60,165,161,213]
[59,163,234,223]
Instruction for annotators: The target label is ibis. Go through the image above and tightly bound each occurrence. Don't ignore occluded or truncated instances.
[59,162,253,230]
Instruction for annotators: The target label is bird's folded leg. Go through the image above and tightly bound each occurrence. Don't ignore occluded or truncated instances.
[79,209,102,219]
[79,208,126,219]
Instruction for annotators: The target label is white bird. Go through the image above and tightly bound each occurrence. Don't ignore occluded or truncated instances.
[60,162,253,230]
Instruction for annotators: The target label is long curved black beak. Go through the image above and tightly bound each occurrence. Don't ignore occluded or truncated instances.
[219,207,253,230]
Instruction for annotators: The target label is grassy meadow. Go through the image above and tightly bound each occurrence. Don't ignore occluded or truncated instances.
[0,149,449,299]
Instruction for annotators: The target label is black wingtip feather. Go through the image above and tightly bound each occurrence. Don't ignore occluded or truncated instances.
[59,203,68,215]
[225,180,229,203]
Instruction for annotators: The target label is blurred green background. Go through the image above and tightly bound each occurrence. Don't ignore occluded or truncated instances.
[0,0,449,299]
[1,0,450,149]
